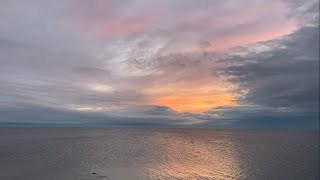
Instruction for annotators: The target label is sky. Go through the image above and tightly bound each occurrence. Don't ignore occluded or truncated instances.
[0,0,319,129]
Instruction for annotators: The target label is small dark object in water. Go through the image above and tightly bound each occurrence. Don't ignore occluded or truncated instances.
[92,172,96,175]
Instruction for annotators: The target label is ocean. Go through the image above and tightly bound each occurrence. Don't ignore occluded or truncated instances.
[0,127,318,180]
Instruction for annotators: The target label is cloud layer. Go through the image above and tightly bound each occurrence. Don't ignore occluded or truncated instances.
[0,0,318,129]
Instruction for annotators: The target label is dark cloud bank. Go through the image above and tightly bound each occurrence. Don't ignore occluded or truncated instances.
[210,26,319,130]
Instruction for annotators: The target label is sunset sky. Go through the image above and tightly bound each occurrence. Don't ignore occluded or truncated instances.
[0,0,319,129]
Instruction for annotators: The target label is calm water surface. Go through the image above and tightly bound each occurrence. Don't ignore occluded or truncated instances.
[0,127,318,180]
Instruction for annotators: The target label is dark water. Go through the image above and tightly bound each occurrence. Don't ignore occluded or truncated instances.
[0,127,318,180]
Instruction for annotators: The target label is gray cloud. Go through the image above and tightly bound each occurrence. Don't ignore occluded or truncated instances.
[196,106,319,130]
[191,25,319,130]
[222,26,319,109]
[0,104,196,127]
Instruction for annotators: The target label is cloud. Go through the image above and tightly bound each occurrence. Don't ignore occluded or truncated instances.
[0,104,199,127]
[0,0,318,129]
[191,25,319,130]
[222,26,319,109]
[196,106,319,130]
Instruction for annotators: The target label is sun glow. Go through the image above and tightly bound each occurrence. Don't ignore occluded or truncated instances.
[152,94,238,113]
[147,84,239,113]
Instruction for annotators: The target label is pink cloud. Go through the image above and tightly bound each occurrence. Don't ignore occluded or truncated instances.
[155,1,298,53]
[99,15,152,38]
[173,1,271,29]
[210,20,298,51]
[66,0,299,51]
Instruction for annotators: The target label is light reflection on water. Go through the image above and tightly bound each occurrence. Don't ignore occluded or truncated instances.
[147,131,243,179]
[0,128,318,180]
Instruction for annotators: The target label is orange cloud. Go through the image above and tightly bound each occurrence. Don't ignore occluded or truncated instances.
[146,81,239,113]
[152,94,238,113]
